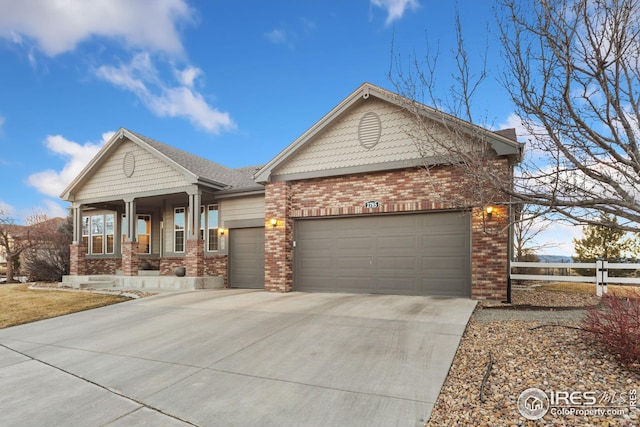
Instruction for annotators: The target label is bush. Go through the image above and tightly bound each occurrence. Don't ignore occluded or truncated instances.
[582,295,640,367]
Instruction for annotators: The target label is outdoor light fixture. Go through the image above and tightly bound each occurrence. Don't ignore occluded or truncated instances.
[270,218,278,227]
[486,206,494,215]
[219,228,225,235]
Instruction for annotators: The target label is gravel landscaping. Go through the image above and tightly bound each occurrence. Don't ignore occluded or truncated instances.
[427,289,639,426]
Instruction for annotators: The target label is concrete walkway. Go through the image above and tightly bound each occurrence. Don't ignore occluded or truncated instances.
[0,290,476,427]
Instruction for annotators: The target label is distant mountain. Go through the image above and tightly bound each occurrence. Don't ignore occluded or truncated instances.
[534,254,573,263]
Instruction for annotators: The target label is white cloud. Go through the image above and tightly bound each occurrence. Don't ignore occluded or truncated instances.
[176,66,202,88]
[35,199,69,220]
[536,221,582,256]
[0,200,14,215]
[96,53,235,134]
[0,0,193,56]
[27,132,113,198]
[371,0,420,26]
[265,28,288,45]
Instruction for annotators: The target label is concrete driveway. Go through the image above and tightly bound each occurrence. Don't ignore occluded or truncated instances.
[0,290,476,427]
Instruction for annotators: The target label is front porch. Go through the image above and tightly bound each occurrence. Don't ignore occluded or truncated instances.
[67,239,229,290]
[61,271,224,290]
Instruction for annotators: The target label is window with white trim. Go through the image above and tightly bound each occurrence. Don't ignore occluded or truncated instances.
[83,213,114,255]
[174,205,219,252]
[174,208,185,253]
[207,204,219,251]
[122,214,151,254]
[82,216,89,254]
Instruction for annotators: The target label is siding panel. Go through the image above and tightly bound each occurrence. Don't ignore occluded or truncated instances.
[274,99,451,176]
[76,140,189,200]
[220,196,265,224]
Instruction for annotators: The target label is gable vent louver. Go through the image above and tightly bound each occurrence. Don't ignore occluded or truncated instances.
[358,112,381,149]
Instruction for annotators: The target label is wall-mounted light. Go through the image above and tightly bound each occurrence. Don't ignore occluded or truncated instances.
[486,206,494,215]
[218,228,225,235]
[270,218,278,227]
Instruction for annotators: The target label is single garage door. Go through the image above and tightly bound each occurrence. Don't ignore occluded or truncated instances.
[294,212,470,297]
[229,227,265,289]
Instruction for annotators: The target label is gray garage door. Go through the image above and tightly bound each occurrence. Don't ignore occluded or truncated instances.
[229,227,265,289]
[294,212,470,297]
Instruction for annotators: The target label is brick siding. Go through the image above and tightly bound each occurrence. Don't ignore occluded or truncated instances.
[265,164,511,300]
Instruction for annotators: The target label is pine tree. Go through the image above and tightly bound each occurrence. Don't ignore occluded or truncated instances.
[573,215,636,262]
[573,214,638,276]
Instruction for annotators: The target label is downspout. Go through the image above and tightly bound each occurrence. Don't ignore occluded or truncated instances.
[506,146,523,304]
[507,201,513,304]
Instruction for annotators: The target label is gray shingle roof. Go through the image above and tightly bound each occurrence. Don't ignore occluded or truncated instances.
[126,129,263,191]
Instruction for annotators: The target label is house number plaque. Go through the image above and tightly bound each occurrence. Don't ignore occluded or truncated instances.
[364,201,380,208]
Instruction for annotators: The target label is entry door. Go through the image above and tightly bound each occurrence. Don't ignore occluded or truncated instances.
[229,227,265,289]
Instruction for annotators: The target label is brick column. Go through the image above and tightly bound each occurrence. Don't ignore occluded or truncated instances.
[121,241,139,276]
[185,239,204,277]
[265,181,293,292]
[69,243,87,275]
[471,206,509,301]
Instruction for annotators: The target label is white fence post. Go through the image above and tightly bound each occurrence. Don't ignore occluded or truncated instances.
[595,259,609,296]
[602,260,608,295]
[596,259,602,297]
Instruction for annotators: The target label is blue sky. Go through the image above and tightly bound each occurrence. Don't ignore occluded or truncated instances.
[0,0,579,253]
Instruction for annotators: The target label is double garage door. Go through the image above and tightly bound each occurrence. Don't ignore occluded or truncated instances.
[294,212,471,297]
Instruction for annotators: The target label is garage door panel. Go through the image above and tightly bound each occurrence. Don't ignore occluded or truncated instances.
[336,277,375,292]
[294,212,470,297]
[299,256,332,270]
[335,237,375,251]
[336,256,375,272]
[378,256,417,272]
[377,277,416,294]
[378,235,418,251]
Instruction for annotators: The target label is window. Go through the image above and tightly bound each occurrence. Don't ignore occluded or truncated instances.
[199,206,205,241]
[122,214,151,254]
[207,204,219,251]
[174,205,218,252]
[83,213,114,255]
[82,216,90,254]
[105,214,114,254]
[174,208,185,252]
[137,215,151,254]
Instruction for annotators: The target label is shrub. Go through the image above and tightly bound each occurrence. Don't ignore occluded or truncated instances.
[582,294,640,367]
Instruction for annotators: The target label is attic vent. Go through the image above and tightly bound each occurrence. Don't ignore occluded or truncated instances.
[123,152,136,178]
[358,112,381,149]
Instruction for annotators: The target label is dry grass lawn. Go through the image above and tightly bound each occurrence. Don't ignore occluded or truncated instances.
[537,281,640,297]
[0,284,130,329]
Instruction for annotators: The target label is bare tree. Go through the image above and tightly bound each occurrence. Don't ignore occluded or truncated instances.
[390,9,519,234]
[500,0,640,231]
[22,213,71,282]
[391,0,640,233]
[513,206,556,260]
[0,210,31,282]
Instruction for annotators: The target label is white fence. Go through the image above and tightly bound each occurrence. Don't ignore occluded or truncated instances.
[510,260,640,296]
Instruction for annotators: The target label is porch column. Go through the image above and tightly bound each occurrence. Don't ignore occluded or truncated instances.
[69,204,86,275]
[186,190,204,277]
[122,198,139,276]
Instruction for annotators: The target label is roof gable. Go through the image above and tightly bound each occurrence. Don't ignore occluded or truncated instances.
[61,128,261,202]
[255,82,521,183]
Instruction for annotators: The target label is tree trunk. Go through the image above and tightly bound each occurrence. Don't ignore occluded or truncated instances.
[5,253,14,283]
